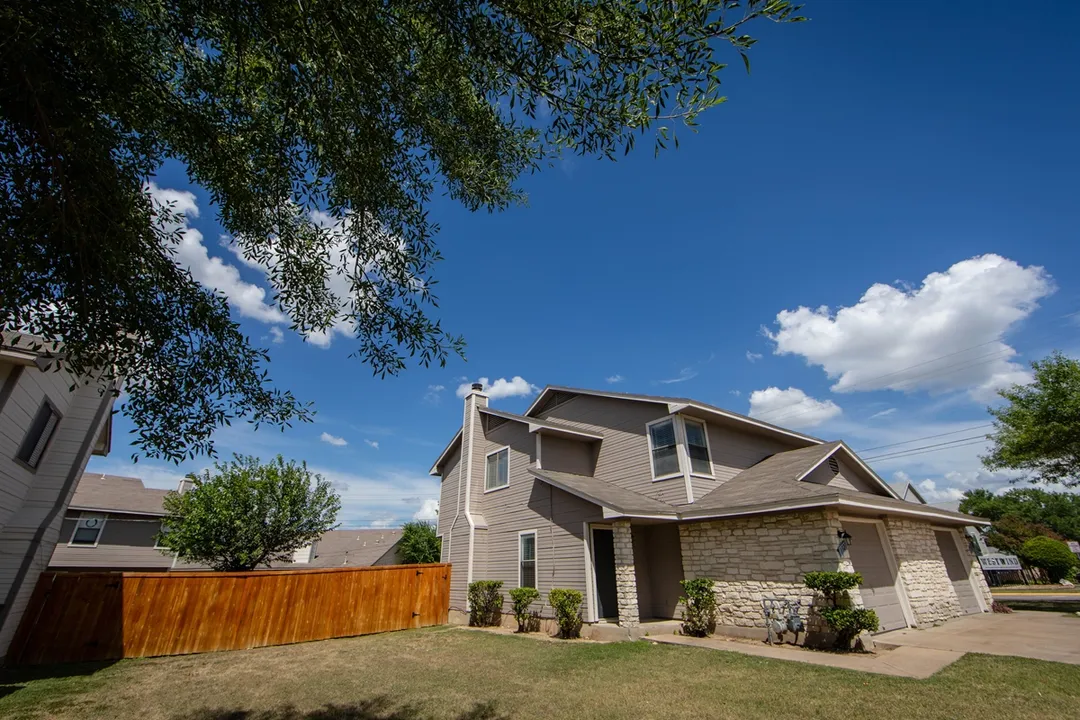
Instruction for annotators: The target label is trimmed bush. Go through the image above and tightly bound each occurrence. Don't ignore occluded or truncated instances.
[1019,536,1079,583]
[804,571,862,599]
[509,586,541,633]
[804,570,872,651]
[678,578,717,637]
[548,588,583,638]
[468,580,504,627]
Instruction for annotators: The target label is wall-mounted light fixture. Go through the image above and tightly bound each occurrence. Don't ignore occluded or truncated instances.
[837,529,853,557]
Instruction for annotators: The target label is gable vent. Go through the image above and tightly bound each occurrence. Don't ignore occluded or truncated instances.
[483,414,510,432]
[535,390,575,416]
[828,456,840,475]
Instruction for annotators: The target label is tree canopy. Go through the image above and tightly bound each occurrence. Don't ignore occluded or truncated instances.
[157,455,340,571]
[959,487,1080,541]
[983,352,1080,488]
[1,0,804,462]
[398,521,442,565]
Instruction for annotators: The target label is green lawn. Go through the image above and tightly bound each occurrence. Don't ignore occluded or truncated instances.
[1,627,1077,720]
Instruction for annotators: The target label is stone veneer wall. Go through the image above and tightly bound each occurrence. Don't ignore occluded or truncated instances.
[882,517,962,625]
[612,520,639,628]
[679,509,853,633]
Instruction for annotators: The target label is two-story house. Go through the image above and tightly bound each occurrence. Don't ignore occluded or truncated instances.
[431,384,993,639]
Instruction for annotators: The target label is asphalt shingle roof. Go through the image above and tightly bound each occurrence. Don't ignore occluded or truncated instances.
[528,468,678,516]
[69,474,170,516]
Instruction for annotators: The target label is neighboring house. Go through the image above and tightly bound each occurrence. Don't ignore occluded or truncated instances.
[431,384,993,639]
[0,334,117,660]
[48,472,402,572]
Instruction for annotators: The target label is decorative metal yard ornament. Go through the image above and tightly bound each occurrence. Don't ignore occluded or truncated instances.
[836,529,852,557]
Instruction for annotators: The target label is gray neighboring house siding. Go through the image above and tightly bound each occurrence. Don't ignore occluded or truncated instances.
[431,385,994,638]
[0,338,116,660]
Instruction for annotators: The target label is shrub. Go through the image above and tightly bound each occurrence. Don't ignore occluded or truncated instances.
[1065,566,1079,584]
[991,600,1014,614]
[1018,536,1079,582]
[818,608,879,647]
[678,578,717,637]
[398,521,441,564]
[548,588,583,638]
[509,587,541,633]
[804,571,863,600]
[468,580,504,627]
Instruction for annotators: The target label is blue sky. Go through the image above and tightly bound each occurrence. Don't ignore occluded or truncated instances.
[88,2,1080,525]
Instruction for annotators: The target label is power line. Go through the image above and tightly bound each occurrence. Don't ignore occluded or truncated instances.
[863,434,993,462]
[863,438,990,462]
[855,424,994,453]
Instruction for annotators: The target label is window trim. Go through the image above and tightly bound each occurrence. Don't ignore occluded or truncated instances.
[483,446,511,493]
[682,417,715,479]
[14,397,62,472]
[68,512,108,548]
[518,529,538,589]
[646,416,682,481]
[436,534,445,563]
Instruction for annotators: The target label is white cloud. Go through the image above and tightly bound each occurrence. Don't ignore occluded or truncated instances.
[765,255,1054,402]
[364,439,380,450]
[310,466,441,528]
[149,183,286,326]
[746,351,763,363]
[368,516,397,529]
[659,367,698,384]
[423,384,445,404]
[606,374,624,384]
[413,498,440,522]
[269,326,285,344]
[868,408,897,420]
[729,390,742,397]
[320,432,348,447]
[455,376,540,400]
[748,387,842,429]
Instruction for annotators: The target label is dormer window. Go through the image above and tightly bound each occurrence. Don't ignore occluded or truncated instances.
[683,418,713,477]
[647,418,680,478]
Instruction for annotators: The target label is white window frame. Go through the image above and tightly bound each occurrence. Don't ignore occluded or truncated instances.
[437,534,445,563]
[681,417,714,479]
[484,446,510,492]
[646,416,682,481]
[518,529,538,589]
[68,512,108,548]
[153,520,168,550]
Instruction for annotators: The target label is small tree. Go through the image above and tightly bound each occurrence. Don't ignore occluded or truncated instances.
[157,455,340,571]
[548,588,584,639]
[467,581,504,627]
[804,571,879,651]
[399,521,441,564]
[509,587,541,633]
[678,578,717,637]
[1019,536,1079,582]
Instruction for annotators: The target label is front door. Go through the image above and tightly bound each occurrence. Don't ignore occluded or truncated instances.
[592,528,618,619]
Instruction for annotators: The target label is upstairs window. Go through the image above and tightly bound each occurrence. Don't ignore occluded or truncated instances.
[648,419,680,478]
[17,400,61,470]
[519,531,537,588]
[684,419,713,476]
[485,447,509,491]
[70,513,107,546]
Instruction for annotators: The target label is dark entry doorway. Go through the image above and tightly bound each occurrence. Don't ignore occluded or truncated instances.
[592,528,618,619]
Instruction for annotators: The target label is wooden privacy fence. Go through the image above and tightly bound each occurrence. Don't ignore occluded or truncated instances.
[9,563,451,666]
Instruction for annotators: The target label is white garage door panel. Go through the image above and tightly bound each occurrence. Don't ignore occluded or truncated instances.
[935,529,982,614]
[842,521,908,632]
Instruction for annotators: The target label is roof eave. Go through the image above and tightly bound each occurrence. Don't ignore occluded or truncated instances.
[681,494,990,526]
[429,428,463,476]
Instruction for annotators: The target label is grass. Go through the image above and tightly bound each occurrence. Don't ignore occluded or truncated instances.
[1,627,1078,720]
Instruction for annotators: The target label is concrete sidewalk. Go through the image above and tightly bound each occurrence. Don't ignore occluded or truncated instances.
[646,634,962,679]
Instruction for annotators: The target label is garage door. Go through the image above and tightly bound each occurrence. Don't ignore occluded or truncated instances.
[935,529,982,614]
[842,521,908,632]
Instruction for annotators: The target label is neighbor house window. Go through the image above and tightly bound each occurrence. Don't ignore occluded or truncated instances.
[648,418,680,478]
[519,531,537,589]
[70,513,107,546]
[16,400,61,469]
[683,419,713,476]
[485,447,509,491]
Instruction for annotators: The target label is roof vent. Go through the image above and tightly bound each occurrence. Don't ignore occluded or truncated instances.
[828,457,840,475]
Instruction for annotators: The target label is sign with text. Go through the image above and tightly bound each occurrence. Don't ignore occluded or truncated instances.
[1068,541,1080,554]
[979,553,1022,571]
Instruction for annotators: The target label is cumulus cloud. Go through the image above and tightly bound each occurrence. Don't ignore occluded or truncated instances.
[364,439,380,450]
[423,384,445,404]
[868,408,897,420]
[765,255,1054,402]
[320,432,348,447]
[748,387,842,429]
[268,326,285,344]
[149,183,286,325]
[746,351,763,363]
[456,376,540,400]
[606,374,624,384]
[413,498,440,522]
[368,516,397,529]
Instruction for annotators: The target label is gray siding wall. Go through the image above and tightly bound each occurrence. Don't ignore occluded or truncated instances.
[436,448,471,610]
[0,365,112,657]
[49,514,172,570]
[540,435,595,476]
[692,420,805,498]
[803,456,882,495]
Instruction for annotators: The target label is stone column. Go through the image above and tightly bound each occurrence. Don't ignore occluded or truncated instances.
[612,520,639,628]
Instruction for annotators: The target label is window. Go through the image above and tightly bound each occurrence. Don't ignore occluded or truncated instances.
[70,513,107,546]
[519,531,537,588]
[485,447,509,491]
[16,400,61,469]
[437,535,445,563]
[683,419,712,476]
[648,419,680,478]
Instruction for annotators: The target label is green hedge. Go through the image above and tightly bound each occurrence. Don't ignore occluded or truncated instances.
[548,588,583,638]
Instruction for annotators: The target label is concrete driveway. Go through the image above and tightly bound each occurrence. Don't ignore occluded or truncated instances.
[875,610,1080,665]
